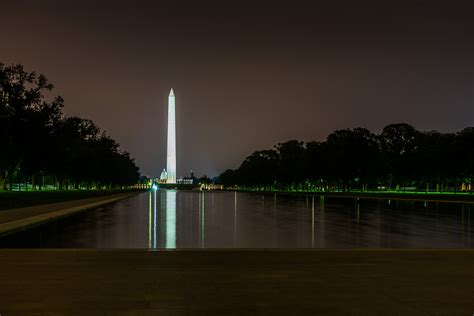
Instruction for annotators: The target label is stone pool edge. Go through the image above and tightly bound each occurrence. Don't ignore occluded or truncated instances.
[0,191,141,237]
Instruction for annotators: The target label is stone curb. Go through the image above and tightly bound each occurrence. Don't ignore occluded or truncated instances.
[0,192,139,236]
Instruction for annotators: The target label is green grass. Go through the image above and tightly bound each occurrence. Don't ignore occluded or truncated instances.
[0,189,145,211]
[237,189,474,203]
[158,183,200,190]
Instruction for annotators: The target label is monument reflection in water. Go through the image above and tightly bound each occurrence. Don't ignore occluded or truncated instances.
[148,190,211,249]
[148,190,177,249]
[143,190,472,249]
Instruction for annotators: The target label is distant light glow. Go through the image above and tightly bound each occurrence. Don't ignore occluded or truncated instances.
[152,184,158,190]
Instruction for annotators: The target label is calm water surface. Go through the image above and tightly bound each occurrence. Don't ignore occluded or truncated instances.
[0,190,473,248]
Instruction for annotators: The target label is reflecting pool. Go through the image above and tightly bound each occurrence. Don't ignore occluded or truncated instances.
[0,190,472,248]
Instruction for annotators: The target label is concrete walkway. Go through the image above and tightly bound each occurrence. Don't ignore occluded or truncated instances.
[0,249,473,315]
[0,192,139,236]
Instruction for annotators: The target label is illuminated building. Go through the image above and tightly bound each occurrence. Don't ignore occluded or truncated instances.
[200,183,224,190]
[166,88,177,183]
[159,169,168,183]
[177,171,195,184]
[177,177,194,184]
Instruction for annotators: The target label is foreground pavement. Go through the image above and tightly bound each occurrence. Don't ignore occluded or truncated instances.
[0,249,473,315]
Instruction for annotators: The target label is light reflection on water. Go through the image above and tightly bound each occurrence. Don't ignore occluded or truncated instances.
[0,190,473,248]
[165,190,176,249]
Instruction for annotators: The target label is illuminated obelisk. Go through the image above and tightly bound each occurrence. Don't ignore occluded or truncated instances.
[166,88,176,183]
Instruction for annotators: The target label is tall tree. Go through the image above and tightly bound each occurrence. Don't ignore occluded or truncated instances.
[381,123,420,189]
[0,63,62,189]
[1,63,140,190]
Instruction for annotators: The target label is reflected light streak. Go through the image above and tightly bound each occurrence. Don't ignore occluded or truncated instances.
[356,201,360,246]
[165,190,176,249]
[201,192,205,248]
[153,190,157,249]
[468,206,471,244]
[234,191,237,248]
[148,191,152,248]
[312,195,314,248]
[320,196,325,248]
[274,193,277,247]
[357,202,360,223]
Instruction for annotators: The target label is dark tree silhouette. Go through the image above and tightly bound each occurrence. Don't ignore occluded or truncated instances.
[238,150,279,189]
[0,63,139,190]
[218,124,474,193]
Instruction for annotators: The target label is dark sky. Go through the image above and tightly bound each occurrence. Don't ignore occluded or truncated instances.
[1,0,473,177]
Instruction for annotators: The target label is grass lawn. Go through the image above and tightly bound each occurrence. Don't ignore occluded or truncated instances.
[0,189,145,211]
[320,190,474,201]
[239,189,474,203]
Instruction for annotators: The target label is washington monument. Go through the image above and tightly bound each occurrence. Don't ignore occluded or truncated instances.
[166,88,176,183]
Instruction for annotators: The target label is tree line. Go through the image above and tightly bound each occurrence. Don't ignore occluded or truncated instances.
[218,124,474,193]
[0,63,139,190]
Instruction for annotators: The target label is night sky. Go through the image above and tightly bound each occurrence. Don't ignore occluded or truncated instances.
[2,0,473,178]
